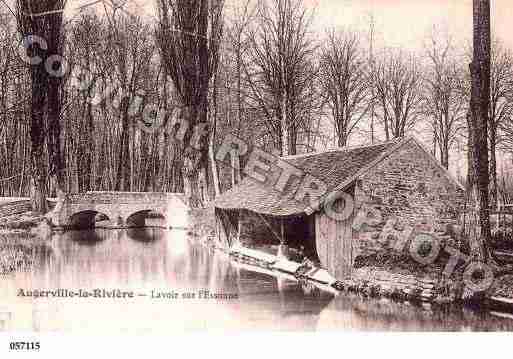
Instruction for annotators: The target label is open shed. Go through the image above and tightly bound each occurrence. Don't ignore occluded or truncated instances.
[214,136,465,280]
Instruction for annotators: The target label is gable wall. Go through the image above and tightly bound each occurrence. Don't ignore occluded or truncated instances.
[353,139,465,258]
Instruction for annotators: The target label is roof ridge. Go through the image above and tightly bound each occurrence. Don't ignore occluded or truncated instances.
[406,135,465,191]
[281,138,403,160]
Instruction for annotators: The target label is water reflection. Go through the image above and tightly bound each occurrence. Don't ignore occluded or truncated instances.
[317,295,513,331]
[1,229,513,332]
[66,229,108,244]
[127,228,165,242]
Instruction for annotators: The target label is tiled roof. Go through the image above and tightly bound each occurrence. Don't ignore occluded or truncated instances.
[214,138,404,217]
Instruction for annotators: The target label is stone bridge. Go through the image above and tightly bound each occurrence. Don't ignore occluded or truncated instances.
[47,192,189,230]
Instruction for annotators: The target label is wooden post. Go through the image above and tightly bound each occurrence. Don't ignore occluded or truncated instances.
[495,207,499,233]
[504,214,513,239]
[278,218,288,259]
[215,210,229,249]
[280,218,285,244]
[231,153,241,186]
[236,211,242,247]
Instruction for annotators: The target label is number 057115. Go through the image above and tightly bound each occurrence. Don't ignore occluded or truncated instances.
[9,342,40,351]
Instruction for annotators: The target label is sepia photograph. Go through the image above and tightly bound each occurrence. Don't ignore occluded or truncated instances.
[1,0,513,354]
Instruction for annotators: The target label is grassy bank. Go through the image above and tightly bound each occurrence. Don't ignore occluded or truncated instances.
[0,212,45,231]
[0,199,46,231]
[0,199,51,275]
[0,231,36,275]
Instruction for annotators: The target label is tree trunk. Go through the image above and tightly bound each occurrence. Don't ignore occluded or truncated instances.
[84,102,94,191]
[288,123,297,155]
[383,113,390,141]
[337,113,347,147]
[234,45,243,187]
[30,63,48,213]
[182,105,208,207]
[46,10,65,197]
[210,68,221,197]
[157,0,223,205]
[489,124,498,209]
[281,95,289,156]
[280,59,289,156]
[465,111,482,254]
[441,139,449,169]
[469,0,492,259]
[464,0,492,301]
[116,98,131,191]
[183,149,202,207]
[209,133,220,197]
[183,0,211,207]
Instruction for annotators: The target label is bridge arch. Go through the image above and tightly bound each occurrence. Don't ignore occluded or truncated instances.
[49,192,189,230]
[126,210,167,228]
[69,210,111,230]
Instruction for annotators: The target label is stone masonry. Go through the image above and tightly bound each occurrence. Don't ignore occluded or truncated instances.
[47,192,189,229]
[353,139,466,259]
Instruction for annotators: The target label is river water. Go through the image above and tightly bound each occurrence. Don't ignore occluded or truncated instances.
[2,228,513,332]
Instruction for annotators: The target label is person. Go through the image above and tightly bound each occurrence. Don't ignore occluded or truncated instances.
[298,245,306,261]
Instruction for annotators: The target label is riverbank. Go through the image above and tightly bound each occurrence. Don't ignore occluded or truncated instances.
[0,199,47,231]
[0,211,46,231]
[0,230,36,275]
[490,275,513,300]
[189,206,513,305]
[225,243,450,303]
[0,199,52,275]
[2,198,513,307]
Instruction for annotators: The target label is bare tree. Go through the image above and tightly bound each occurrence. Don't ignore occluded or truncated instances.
[223,0,255,185]
[319,28,370,147]
[103,11,155,192]
[373,49,423,140]
[207,0,225,198]
[65,11,103,192]
[156,0,224,206]
[488,39,513,207]
[16,0,67,212]
[245,0,317,156]
[423,34,467,169]
[0,9,31,197]
[367,13,377,144]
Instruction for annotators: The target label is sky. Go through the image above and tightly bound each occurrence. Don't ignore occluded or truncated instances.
[4,0,511,52]
[308,0,513,51]
[57,0,513,52]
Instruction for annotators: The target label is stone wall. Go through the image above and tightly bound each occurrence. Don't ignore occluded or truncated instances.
[351,267,436,300]
[66,192,174,204]
[353,139,466,260]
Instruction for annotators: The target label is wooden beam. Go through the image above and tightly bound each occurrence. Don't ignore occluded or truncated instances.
[280,218,285,244]
[237,210,242,246]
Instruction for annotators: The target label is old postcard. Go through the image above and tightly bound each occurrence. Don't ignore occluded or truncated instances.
[1,0,513,355]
